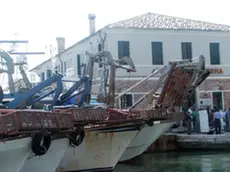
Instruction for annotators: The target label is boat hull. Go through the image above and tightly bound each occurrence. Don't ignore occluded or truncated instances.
[119,121,175,162]
[56,123,141,172]
[0,137,31,172]
[19,138,69,172]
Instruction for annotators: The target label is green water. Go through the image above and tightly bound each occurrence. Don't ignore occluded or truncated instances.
[114,152,230,172]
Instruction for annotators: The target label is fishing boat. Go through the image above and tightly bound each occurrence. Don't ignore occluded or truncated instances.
[19,138,69,172]
[0,137,31,172]
[55,106,146,172]
[108,108,181,162]
[69,50,210,163]
[119,121,176,162]
[118,56,210,162]
[0,109,76,172]
[56,124,140,172]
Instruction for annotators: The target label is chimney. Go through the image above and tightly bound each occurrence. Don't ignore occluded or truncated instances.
[56,37,65,54]
[88,14,96,35]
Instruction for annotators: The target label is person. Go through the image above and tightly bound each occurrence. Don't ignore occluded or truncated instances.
[225,108,230,132]
[206,106,211,124]
[213,108,222,134]
[185,107,192,135]
[220,110,226,134]
[191,108,199,133]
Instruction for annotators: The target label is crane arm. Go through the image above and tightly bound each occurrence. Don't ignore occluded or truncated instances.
[18,65,32,89]
[7,74,63,109]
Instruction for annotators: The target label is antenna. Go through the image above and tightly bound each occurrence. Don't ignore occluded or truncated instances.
[9,32,20,52]
[45,45,57,74]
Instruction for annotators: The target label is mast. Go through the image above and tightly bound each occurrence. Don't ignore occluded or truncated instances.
[85,50,136,107]
[0,37,45,93]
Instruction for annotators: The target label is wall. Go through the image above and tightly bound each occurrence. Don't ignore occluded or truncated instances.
[31,28,230,78]
[57,30,108,79]
[30,59,52,81]
[105,28,230,66]
[199,78,230,109]
[30,30,108,80]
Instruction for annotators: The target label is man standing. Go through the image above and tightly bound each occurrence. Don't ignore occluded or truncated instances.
[191,109,200,133]
[214,108,222,134]
[186,107,192,135]
[225,108,230,132]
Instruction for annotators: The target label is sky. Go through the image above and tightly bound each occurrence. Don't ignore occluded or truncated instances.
[0,0,229,70]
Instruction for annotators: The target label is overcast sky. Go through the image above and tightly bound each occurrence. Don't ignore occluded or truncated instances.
[0,0,229,69]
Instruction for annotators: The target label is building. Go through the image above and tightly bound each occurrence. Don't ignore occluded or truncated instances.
[29,12,230,110]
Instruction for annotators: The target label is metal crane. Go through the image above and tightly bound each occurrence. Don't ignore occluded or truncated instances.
[7,74,63,109]
[0,39,45,93]
[85,50,136,107]
[0,49,15,93]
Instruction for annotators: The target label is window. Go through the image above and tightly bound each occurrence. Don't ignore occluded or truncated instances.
[118,41,130,65]
[181,42,192,60]
[40,72,45,82]
[46,69,52,78]
[30,74,35,82]
[210,43,220,65]
[98,44,102,68]
[151,42,163,65]
[64,61,67,74]
[77,54,81,76]
[120,94,133,108]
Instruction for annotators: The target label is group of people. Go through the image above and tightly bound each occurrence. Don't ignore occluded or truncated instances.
[184,105,230,135]
[212,107,230,134]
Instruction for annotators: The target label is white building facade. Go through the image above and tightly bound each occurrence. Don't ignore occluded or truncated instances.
[30,13,230,110]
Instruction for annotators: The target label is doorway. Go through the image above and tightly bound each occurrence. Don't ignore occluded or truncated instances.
[212,92,223,110]
[120,94,133,108]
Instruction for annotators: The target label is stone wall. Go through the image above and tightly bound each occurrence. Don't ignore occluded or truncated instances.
[199,92,211,99]
[91,78,230,109]
[224,92,230,109]
[199,79,230,91]
[199,79,230,109]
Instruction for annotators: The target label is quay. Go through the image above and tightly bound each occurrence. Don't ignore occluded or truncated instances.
[118,132,230,165]
[147,133,230,152]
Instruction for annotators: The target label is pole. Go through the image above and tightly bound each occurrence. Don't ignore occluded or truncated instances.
[115,66,167,100]
[195,87,200,109]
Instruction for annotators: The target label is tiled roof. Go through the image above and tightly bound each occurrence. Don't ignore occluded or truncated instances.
[106,12,230,32]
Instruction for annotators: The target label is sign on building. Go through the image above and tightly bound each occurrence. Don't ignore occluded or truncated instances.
[206,68,224,74]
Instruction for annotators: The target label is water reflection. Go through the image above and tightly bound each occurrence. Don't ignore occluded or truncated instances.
[114,151,230,172]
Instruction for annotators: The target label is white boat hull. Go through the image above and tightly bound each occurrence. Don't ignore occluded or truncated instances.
[0,137,31,172]
[19,138,69,172]
[56,123,141,172]
[119,121,175,162]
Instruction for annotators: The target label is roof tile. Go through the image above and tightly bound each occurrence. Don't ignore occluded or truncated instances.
[106,12,230,32]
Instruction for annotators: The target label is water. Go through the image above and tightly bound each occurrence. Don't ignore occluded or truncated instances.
[114,151,230,172]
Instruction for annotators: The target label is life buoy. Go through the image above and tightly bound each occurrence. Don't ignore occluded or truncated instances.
[146,119,154,127]
[31,130,52,156]
[69,126,85,147]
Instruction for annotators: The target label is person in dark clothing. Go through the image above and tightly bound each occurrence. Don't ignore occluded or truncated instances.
[191,109,199,133]
[225,108,230,132]
[184,107,192,135]
[206,106,211,124]
[213,108,221,134]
